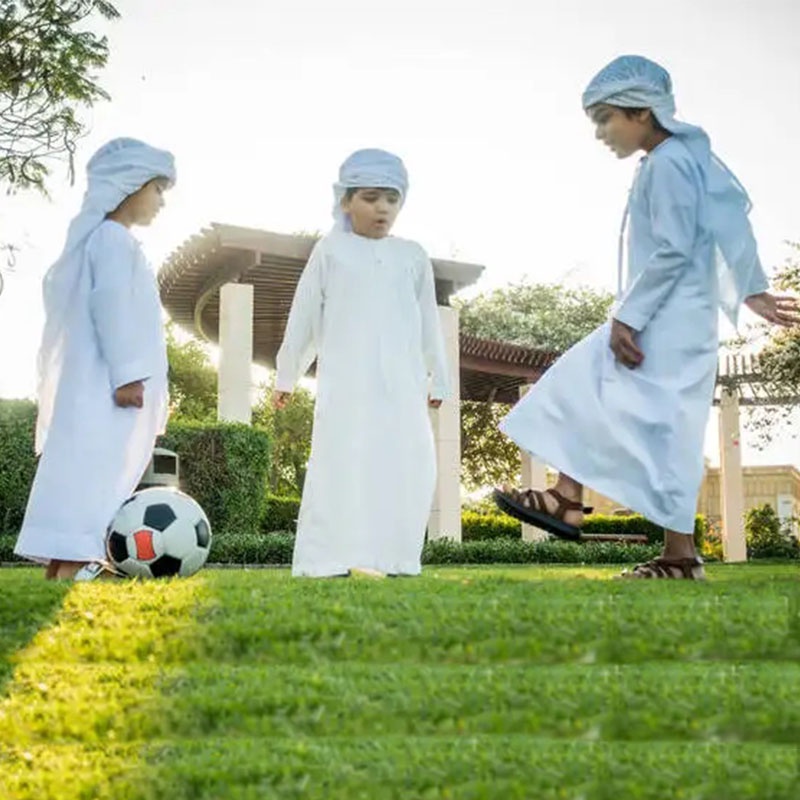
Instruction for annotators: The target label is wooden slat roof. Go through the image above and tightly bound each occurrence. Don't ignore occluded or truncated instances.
[158,224,557,402]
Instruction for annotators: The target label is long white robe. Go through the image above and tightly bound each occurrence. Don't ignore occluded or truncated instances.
[15,220,168,563]
[276,231,449,576]
[501,138,768,533]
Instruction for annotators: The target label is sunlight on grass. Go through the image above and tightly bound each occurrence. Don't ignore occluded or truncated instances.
[0,565,798,799]
[0,576,208,799]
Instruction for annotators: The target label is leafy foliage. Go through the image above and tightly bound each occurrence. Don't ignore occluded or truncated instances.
[744,503,800,560]
[158,422,271,536]
[741,242,800,445]
[252,377,314,496]
[0,398,37,534]
[166,325,218,423]
[0,0,120,193]
[455,281,614,489]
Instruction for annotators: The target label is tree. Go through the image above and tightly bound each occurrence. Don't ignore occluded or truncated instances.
[740,243,800,445]
[252,377,314,497]
[166,325,218,423]
[454,281,614,490]
[0,0,119,194]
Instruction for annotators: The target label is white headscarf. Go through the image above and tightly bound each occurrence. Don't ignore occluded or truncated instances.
[36,138,176,452]
[331,148,408,232]
[583,55,763,326]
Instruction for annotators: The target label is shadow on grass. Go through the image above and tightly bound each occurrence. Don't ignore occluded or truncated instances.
[0,568,71,694]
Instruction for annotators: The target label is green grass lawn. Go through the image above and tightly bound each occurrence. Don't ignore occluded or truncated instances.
[0,563,798,799]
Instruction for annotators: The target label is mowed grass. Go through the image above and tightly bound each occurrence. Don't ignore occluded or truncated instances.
[0,564,798,799]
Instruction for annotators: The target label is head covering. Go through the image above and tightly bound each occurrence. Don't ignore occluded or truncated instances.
[583,55,761,326]
[331,148,408,231]
[36,138,176,451]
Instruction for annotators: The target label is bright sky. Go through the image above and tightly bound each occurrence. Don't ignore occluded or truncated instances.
[1,0,798,466]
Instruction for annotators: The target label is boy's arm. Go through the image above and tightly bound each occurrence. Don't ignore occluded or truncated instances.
[417,249,450,401]
[88,226,152,391]
[275,243,325,393]
[614,155,699,332]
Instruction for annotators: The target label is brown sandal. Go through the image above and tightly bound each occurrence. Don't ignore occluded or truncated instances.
[493,487,584,541]
[619,557,706,581]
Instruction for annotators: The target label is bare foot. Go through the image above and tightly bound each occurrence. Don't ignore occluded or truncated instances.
[45,560,61,581]
[349,567,386,579]
[54,561,88,580]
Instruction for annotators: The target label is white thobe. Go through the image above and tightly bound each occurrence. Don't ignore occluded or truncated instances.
[501,138,768,533]
[15,220,168,563]
[276,231,450,576]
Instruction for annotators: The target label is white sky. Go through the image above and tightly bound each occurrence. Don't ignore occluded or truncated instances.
[1,0,798,466]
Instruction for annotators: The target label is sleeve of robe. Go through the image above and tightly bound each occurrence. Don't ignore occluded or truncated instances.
[275,241,325,392]
[744,256,770,297]
[88,224,153,390]
[416,246,451,400]
[613,153,700,333]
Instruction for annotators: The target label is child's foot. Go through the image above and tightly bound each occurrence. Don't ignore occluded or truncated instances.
[71,561,124,582]
[45,560,61,580]
[493,486,585,541]
[349,567,386,579]
[618,556,706,580]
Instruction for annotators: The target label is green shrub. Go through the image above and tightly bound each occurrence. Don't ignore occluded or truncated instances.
[209,531,295,564]
[745,504,800,560]
[423,537,662,565]
[158,422,271,536]
[262,495,301,533]
[210,534,663,566]
[461,509,706,548]
[0,535,22,562]
[462,510,519,541]
[0,400,38,535]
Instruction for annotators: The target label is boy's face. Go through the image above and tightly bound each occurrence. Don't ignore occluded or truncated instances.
[341,187,401,239]
[588,104,655,159]
[120,177,169,226]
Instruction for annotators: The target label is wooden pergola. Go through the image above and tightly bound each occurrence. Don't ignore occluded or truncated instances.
[158,223,557,403]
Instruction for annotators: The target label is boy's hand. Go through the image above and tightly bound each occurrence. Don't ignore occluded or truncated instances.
[745,292,800,327]
[428,397,443,409]
[114,381,145,408]
[273,390,291,410]
[610,319,644,369]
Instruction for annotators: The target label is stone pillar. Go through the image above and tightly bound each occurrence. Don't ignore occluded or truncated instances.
[217,283,254,424]
[428,306,461,541]
[718,387,747,562]
[518,384,549,542]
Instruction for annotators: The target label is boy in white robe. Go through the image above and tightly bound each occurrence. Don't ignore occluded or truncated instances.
[14,138,176,580]
[274,148,450,578]
[495,56,799,579]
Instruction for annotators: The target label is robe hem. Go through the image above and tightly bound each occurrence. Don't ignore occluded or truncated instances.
[499,424,696,535]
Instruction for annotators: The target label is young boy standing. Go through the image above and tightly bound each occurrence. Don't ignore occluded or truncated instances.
[275,148,450,577]
[15,138,176,580]
[495,56,799,579]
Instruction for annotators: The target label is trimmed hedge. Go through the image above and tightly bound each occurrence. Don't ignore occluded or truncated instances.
[159,422,271,536]
[0,400,272,538]
[0,400,38,535]
[205,534,663,566]
[423,538,663,565]
[262,495,301,533]
[464,510,706,547]
[259,500,707,547]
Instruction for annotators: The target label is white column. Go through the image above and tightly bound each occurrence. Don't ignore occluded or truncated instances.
[217,282,254,424]
[428,306,461,541]
[518,384,549,542]
[718,387,747,562]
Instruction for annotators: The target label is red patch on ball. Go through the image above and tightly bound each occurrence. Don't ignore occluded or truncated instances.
[133,529,156,561]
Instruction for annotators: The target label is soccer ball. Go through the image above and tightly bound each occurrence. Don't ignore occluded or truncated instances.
[106,488,212,578]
